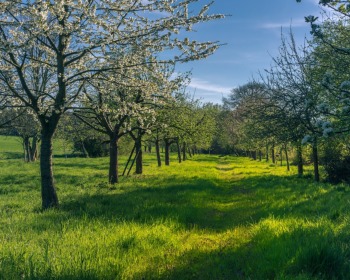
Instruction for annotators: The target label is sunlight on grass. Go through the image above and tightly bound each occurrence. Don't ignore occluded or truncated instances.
[1,145,350,279]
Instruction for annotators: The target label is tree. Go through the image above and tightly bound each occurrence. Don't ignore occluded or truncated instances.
[0,108,40,161]
[262,32,326,180]
[0,0,223,208]
[296,1,350,134]
[296,0,350,180]
[222,82,272,159]
[74,63,184,182]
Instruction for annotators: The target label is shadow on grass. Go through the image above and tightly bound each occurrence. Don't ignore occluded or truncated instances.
[53,161,109,171]
[31,172,348,234]
[0,174,39,186]
[0,151,23,160]
[4,155,350,279]
[59,178,228,229]
[136,223,349,280]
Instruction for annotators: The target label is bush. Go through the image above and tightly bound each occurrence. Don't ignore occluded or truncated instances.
[322,142,350,184]
[74,138,109,157]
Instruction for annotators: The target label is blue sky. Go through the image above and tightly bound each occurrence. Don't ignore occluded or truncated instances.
[176,0,324,103]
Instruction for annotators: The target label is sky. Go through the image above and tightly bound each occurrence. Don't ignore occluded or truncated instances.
[176,0,326,104]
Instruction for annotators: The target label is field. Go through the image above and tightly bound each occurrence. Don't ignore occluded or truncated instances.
[1,136,350,279]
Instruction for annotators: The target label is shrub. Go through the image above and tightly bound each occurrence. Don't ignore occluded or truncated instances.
[322,142,350,184]
[73,138,109,157]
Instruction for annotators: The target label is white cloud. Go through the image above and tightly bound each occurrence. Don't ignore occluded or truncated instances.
[260,18,308,29]
[188,77,232,94]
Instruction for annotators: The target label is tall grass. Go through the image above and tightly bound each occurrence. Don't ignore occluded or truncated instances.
[1,138,350,279]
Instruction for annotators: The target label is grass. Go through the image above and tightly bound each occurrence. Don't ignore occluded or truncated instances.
[1,136,350,279]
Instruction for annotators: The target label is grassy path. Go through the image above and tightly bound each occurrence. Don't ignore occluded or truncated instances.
[1,151,350,279]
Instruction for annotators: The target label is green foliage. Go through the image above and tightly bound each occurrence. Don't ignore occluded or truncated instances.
[2,137,350,278]
[321,140,350,184]
[73,137,109,158]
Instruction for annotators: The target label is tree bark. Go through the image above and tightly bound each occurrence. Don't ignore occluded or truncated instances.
[81,140,89,158]
[176,139,181,163]
[312,139,320,182]
[280,148,283,166]
[135,138,143,174]
[40,132,59,209]
[271,144,275,164]
[284,144,290,171]
[109,135,119,184]
[182,142,187,161]
[123,145,135,176]
[266,144,269,162]
[155,139,161,167]
[23,136,30,162]
[296,142,303,177]
[31,135,38,161]
[252,151,257,160]
[188,148,192,158]
[165,139,171,166]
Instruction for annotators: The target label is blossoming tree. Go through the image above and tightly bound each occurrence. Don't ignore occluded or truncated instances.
[0,0,223,209]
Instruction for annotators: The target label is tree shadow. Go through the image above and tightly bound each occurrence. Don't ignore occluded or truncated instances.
[4,155,350,279]
[136,222,349,280]
[29,171,344,234]
[0,151,23,159]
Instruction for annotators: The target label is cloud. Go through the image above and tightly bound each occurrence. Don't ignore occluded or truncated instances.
[188,78,232,94]
[260,18,308,29]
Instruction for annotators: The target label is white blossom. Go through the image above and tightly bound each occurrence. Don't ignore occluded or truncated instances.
[302,135,312,145]
[316,102,330,113]
[323,127,333,138]
[340,81,350,89]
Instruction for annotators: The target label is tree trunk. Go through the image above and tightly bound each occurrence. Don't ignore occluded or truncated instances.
[280,148,283,166]
[40,132,59,209]
[271,144,275,164]
[284,144,290,171]
[266,144,269,162]
[296,142,303,177]
[122,145,135,176]
[182,142,187,161]
[148,144,152,153]
[259,150,262,161]
[312,139,320,182]
[135,138,143,174]
[165,140,170,166]
[81,140,89,158]
[252,151,257,160]
[188,148,192,158]
[31,135,38,161]
[176,139,181,163]
[155,139,161,167]
[109,136,119,184]
[23,136,30,162]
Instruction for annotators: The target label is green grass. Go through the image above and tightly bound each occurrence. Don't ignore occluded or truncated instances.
[1,137,350,279]
[0,135,24,159]
[0,135,73,159]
